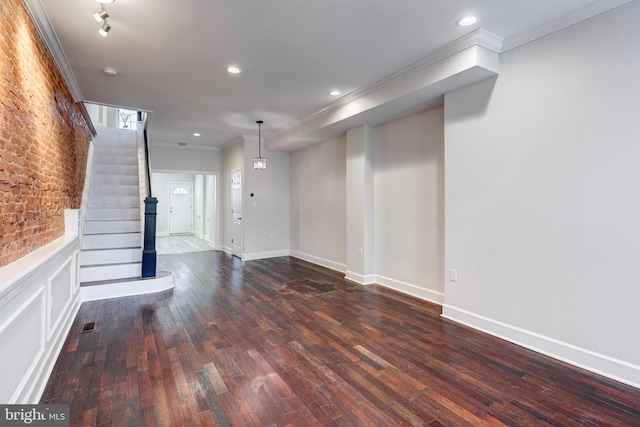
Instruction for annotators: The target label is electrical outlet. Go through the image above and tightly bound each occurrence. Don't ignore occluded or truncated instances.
[449,269,458,282]
[358,248,363,257]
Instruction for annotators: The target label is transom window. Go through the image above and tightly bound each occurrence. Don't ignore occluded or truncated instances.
[118,108,138,130]
[172,187,189,195]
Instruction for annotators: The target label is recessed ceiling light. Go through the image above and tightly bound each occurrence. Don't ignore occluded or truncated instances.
[457,16,478,27]
[329,90,341,96]
[193,133,200,137]
[94,0,115,4]
[227,66,242,74]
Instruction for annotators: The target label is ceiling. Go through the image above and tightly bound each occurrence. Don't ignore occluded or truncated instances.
[36,0,621,151]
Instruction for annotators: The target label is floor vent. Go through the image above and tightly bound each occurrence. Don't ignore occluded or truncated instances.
[81,322,97,333]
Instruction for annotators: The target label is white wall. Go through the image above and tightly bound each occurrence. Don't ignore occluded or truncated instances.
[150,145,222,173]
[443,1,640,387]
[243,138,290,259]
[290,135,347,271]
[374,106,444,303]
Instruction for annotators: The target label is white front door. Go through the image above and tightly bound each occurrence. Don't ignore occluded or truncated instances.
[231,170,242,258]
[169,182,193,234]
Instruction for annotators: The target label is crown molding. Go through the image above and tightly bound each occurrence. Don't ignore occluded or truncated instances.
[269,29,503,142]
[149,141,221,151]
[502,0,631,51]
[22,0,84,102]
[221,135,245,150]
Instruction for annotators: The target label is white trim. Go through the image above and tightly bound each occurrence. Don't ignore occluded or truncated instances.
[221,135,244,150]
[289,250,346,274]
[502,0,631,51]
[203,237,216,250]
[442,305,640,390]
[344,271,376,285]
[0,236,79,308]
[22,0,83,102]
[31,291,81,403]
[150,141,221,151]
[156,231,170,237]
[46,256,74,341]
[81,271,175,302]
[243,249,290,261]
[221,245,232,255]
[3,286,47,403]
[374,275,444,305]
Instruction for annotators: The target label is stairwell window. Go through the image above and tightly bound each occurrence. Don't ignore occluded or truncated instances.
[118,108,138,130]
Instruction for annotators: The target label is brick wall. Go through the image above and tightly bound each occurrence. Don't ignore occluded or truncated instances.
[0,0,91,267]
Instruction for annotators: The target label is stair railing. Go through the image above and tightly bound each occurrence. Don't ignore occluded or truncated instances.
[136,112,158,278]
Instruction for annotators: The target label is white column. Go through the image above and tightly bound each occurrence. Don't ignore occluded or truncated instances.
[345,125,374,284]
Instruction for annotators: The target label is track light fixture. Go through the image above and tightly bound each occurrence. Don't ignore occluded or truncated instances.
[93,7,109,23]
[93,2,113,36]
[99,22,111,37]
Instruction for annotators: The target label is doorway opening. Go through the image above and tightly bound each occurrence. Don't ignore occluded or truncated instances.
[152,172,219,254]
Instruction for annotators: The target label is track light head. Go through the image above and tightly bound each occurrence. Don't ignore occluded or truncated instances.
[93,10,109,22]
[98,22,111,37]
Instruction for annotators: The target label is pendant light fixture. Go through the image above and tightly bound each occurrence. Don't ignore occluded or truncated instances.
[253,120,267,170]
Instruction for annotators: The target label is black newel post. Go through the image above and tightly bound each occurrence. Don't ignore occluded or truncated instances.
[142,197,158,278]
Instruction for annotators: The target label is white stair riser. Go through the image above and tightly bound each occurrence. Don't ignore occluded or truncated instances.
[80,263,141,282]
[82,233,141,250]
[86,208,140,221]
[88,195,139,208]
[84,220,141,234]
[93,129,137,148]
[93,147,138,157]
[92,164,138,175]
[93,155,138,166]
[90,174,139,186]
[90,184,139,197]
[81,248,142,265]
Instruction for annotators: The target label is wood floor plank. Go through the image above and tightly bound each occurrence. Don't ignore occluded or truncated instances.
[41,251,640,426]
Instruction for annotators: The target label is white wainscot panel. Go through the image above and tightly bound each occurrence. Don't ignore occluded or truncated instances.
[0,288,45,403]
[48,257,73,340]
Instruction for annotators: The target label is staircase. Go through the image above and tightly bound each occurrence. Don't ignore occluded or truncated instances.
[80,127,143,286]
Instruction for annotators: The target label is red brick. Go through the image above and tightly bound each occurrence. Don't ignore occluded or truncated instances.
[0,0,91,267]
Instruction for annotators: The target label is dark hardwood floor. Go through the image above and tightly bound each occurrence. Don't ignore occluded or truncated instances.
[41,251,640,426]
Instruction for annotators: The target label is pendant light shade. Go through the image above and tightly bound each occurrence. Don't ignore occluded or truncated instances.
[253,120,267,170]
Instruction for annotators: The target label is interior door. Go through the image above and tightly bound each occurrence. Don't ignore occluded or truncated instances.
[231,170,242,258]
[169,182,193,234]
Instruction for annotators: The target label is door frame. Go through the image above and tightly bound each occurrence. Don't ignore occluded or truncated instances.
[151,169,221,247]
[168,181,193,234]
[230,168,243,258]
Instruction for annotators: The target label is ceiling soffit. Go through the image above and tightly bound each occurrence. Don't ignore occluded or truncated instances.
[268,30,503,151]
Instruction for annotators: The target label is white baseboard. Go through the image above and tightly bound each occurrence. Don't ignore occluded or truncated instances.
[204,237,216,249]
[221,246,232,255]
[289,250,346,273]
[81,271,175,302]
[345,270,376,285]
[243,249,290,261]
[156,231,169,237]
[375,275,444,305]
[442,304,640,389]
